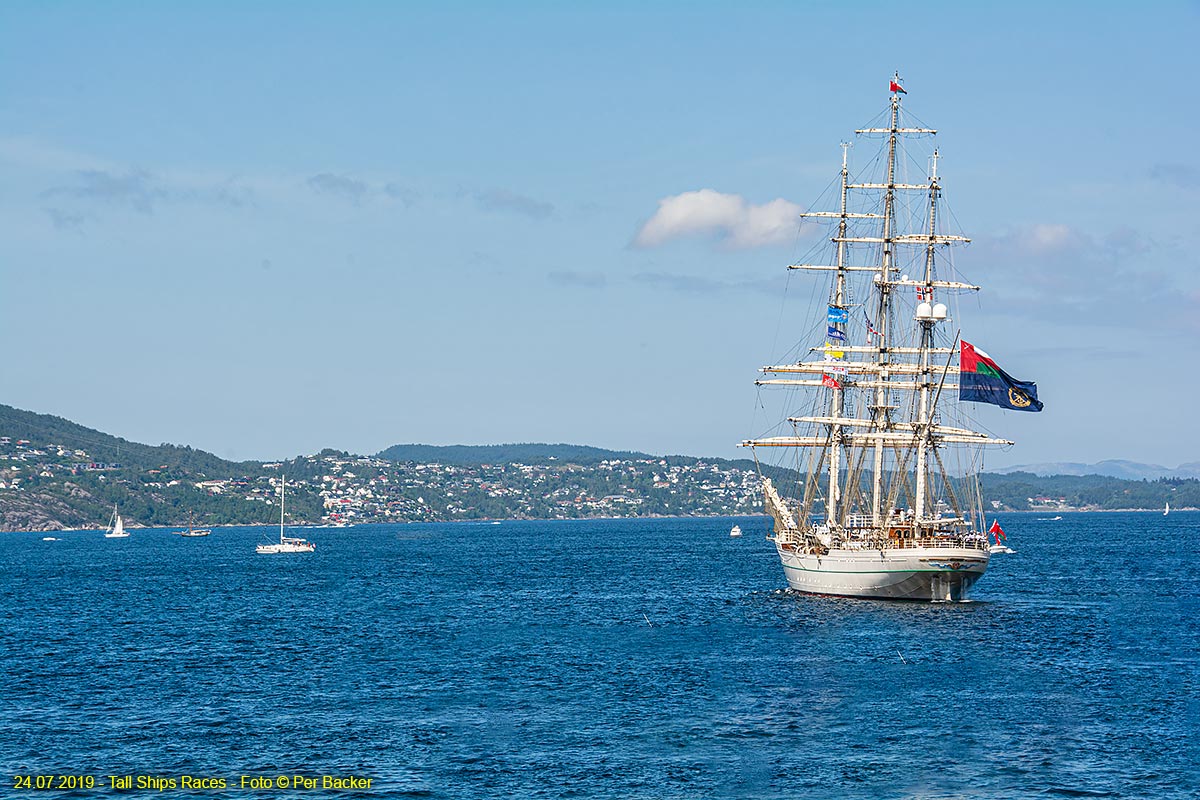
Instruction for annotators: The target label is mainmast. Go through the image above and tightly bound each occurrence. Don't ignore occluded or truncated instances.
[869,88,901,526]
[851,73,939,526]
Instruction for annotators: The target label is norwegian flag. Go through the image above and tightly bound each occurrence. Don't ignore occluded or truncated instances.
[890,73,907,94]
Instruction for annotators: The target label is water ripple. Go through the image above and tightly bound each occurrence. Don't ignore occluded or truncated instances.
[1,513,1197,798]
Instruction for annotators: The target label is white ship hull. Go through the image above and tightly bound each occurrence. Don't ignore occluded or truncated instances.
[256,539,315,554]
[776,542,988,601]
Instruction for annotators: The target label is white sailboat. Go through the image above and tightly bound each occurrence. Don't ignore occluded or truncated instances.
[256,476,315,554]
[741,76,1040,601]
[1164,501,1170,516]
[103,504,130,538]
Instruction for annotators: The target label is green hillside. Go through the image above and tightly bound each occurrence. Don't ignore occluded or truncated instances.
[0,404,252,476]
[376,441,765,474]
[979,471,1200,511]
[0,404,322,531]
[2,402,1195,532]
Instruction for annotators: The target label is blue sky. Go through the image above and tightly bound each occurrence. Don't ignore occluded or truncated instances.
[1,1,1197,468]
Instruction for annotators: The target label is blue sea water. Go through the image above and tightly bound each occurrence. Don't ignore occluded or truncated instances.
[0,512,1196,799]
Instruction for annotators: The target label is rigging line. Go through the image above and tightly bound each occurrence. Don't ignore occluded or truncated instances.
[884,442,918,515]
[931,446,964,520]
[754,267,805,440]
[956,394,1008,444]
[841,445,870,528]
[803,167,849,219]
[798,428,833,522]
[927,330,962,427]
[767,267,796,368]
[898,106,938,134]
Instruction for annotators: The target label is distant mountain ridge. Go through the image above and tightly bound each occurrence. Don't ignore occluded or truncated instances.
[376,442,655,466]
[992,460,1200,480]
[375,442,762,471]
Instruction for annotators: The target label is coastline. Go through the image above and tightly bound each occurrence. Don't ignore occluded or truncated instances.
[5,507,1196,535]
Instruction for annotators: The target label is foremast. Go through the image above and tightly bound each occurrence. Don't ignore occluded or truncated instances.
[828,141,851,528]
[744,76,1010,547]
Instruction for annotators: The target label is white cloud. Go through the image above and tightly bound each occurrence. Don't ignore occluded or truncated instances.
[1149,163,1200,189]
[46,168,167,214]
[1023,223,1083,254]
[634,189,802,249]
[548,270,606,289]
[307,173,369,204]
[476,188,553,219]
[970,221,1199,333]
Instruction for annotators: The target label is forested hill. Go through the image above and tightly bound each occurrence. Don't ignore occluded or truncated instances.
[0,403,317,531]
[980,472,1200,511]
[1,402,1196,532]
[0,404,250,475]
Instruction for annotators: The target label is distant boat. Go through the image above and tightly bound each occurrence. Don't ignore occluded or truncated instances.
[42,536,59,541]
[1164,501,1170,516]
[177,516,211,537]
[103,504,130,538]
[256,476,315,554]
[730,524,742,538]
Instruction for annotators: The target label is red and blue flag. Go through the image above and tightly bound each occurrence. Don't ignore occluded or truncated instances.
[960,341,1043,412]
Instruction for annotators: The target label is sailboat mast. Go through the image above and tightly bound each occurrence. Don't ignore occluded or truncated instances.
[280,475,286,544]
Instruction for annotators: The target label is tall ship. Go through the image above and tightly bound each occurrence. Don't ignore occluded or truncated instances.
[742,76,1041,601]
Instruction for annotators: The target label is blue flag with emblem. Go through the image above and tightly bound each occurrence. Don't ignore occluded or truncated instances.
[960,341,1043,412]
